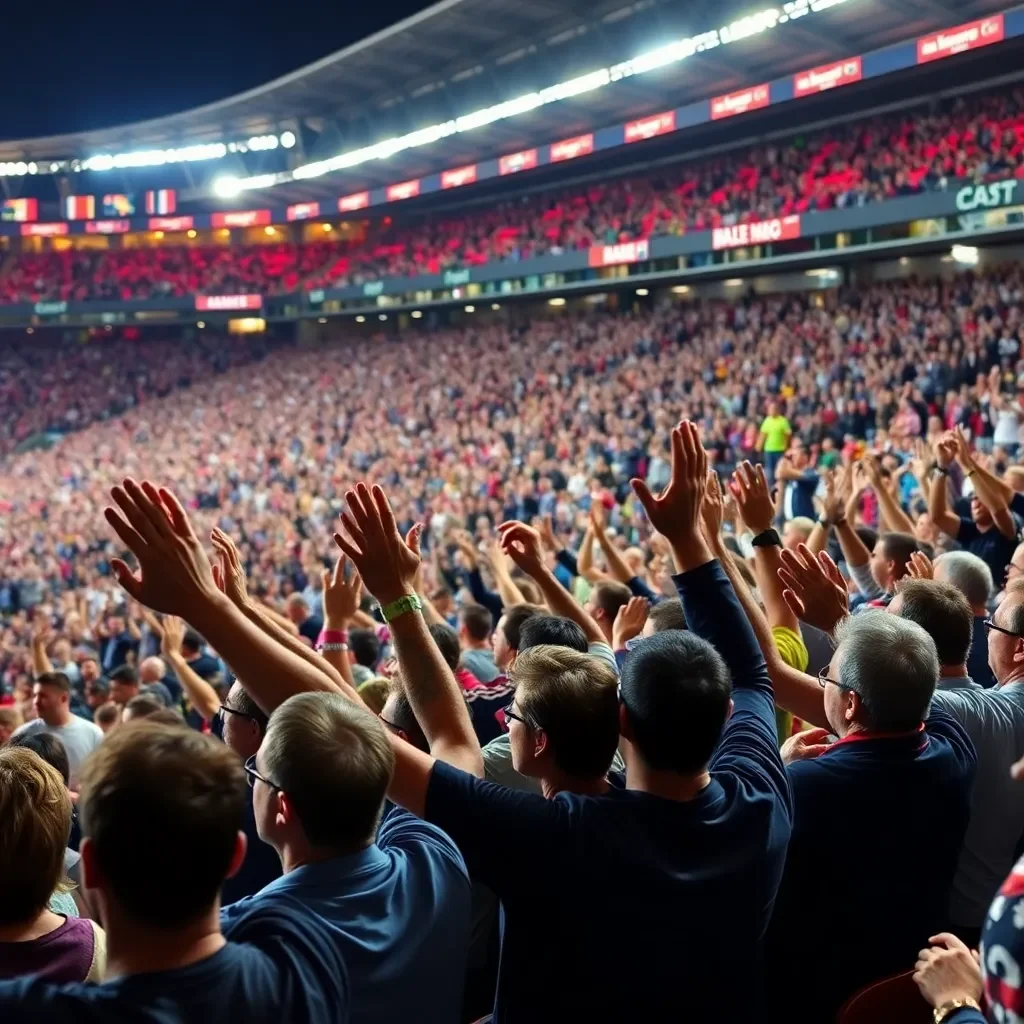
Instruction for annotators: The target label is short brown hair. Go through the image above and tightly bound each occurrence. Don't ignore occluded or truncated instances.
[35,672,71,695]
[261,693,394,851]
[501,603,542,651]
[0,747,72,925]
[515,578,543,606]
[591,581,633,621]
[895,578,973,667]
[460,603,494,641]
[79,722,245,928]
[514,645,619,779]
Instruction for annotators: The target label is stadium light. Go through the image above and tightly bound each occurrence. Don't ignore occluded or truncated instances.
[280,131,297,149]
[318,317,328,323]
[411,310,423,318]
[213,176,243,199]
[548,297,567,306]
[672,285,691,294]
[197,321,205,328]
[951,245,979,265]
[356,315,366,322]
[379,314,388,321]
[491,303,500,310]
[636,288,649,296]
[223,0,859,194]
[464,305,475,313]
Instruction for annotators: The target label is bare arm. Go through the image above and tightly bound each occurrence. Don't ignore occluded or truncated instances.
[864,460,916,535]
[30,618,54,676]
[160,617,221,722]
[498,521,605,645]
[589,507,635,585]
[252,599,301,636]
[955,429,1017,539]
[486,541,527,608]
[834,520,872,568]
[577,525,612,584]
[929,439,964,539]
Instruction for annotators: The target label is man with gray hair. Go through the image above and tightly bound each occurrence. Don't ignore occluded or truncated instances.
[221,691,472,1024]
[761,561,977,1018]
[934,551,995,688]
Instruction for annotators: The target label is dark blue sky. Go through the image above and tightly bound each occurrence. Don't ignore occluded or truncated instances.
[1,0,433,139]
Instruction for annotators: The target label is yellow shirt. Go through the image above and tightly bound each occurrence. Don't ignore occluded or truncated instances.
[759,415,792,453]
[772,626,810,744]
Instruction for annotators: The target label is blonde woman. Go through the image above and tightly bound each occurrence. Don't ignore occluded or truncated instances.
[0,748,105,982]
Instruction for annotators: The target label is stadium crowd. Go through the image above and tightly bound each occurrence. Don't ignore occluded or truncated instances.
[6,261,1024,1021]
[3,85,1024,303]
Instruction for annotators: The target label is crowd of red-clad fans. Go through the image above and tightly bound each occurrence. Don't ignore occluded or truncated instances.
[3,86,1024,304]
[5,265,1024,1022]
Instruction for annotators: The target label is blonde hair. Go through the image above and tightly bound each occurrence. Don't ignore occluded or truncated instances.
[356,677,391,716]
[0,707,24,733]
[0,747,73,925]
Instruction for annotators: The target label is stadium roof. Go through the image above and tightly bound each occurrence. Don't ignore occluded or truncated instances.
[0,0,1015,201]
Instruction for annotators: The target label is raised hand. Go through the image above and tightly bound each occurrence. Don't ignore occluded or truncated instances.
[589,502,607,534]
[453,530,480,569]
[210,528,250,608]
[630,421,708,546]
[497,520,546,578]
[700,470,726,542]
[821,469,845,526]
[612,596,650,651]
[952,426,976,469]
[777,544,850,634]
[322,554,364,629]
[730,461,775,534]
[333,483,420,607]
[535,514,558,552]
[30,612,52,648]
[104,478,219,616]
[934,433,958,470]
[906,551,934,581]
[913,933,983,1009]
[160,614,185,658]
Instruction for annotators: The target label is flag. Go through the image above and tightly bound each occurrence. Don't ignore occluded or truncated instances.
[1,198,38,222]
[65,195,95,220]
[102,193,135,217]
[145,189,176,215]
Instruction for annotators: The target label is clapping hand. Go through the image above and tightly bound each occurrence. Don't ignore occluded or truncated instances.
[210,528,250,608]
[906,551,934,580]
[700,471,726,543]
[160,615,185,658]
[104,478,219,616]
[630,421,709,568]
[497,520,546,579]
[777,544,850,634]
[730,461,775,534]
[934,434,958,470]
[535,514,559,552]
[30,612,52,648]
[780,727,832,765]
[913,933,982,1009]
[333,483,420,607]
[322,554,364,629]
[612,596,650,651]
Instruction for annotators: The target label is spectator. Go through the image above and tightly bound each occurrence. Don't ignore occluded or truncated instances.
[758,400,792,484]
[355,678,390,715]
[776,440,819,521]
[286,595,322,646]
[92,703,120,734]
[348,629,382,685]
[107,664,172,709]
[458,604,501,683]
[121,694,182,724]
[933,551,997,688]
[0,747,104,983]
[582,580,632,647]
[10,673,103,790]
[0,707,23,744]
[222,691,472,1024]
[0,722,349,1021]
[428,622,483,692]
[138,655,182,706]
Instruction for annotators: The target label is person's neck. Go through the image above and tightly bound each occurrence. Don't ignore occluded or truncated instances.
[103,908,225,980]
[940,663,970,679]
[972,606,987,618]
[280,839,370,874]
[0,908,65,943]
[625,761,711,802]
[540,772,609,800]
[998,666,1024,689]
[464,639,492,652]
[45,708,71,729]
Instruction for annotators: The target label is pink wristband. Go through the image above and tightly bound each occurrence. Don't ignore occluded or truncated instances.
[317,629,349,648]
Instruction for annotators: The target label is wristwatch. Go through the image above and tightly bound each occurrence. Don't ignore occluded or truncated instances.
[933,997,982,1023]
[751,528,782,548]
[380,593,423,623]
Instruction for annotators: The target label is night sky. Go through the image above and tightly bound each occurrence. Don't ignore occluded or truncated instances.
[0,0,435,139]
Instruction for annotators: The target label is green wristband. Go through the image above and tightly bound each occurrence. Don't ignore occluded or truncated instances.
[380,593,423,623]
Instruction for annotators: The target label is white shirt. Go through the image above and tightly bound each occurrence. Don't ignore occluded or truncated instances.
[13,715,104,789]
[932,681,1024,926]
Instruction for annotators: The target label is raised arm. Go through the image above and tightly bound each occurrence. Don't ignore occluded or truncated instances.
[577,524,612,584]
[930,435,966,539]
[455,532,504,622]
[589,505,632,583]
[954,427,1018,539]
[862,456,916,535]
[485,539,527,608]
[104,480,345,717]
[498,520,605,645]
[160,615,221,722]
[334,484,483,790]
[29,615,55,677]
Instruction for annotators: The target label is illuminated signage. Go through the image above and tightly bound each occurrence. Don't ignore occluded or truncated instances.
[624,112,675,142]
[210,210,272,228]
[338,192,370,212]
[793,57,862,97]
[148,216,194,231]
[711,84,770,120]
[85,219,131,234]
[917,15,1004,63]
[441,165,478,188]
[194,294,264,311]
[955,179,1020,211]
[20,222,68,237]
[386,180,421,201]
[550,134,595,162]
[286,202,321,221]
[588,239,650,267]
[499,149,538,175]
[712,215,801,250]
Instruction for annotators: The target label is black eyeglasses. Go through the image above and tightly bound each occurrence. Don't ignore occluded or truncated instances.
[985,618,1023,639]
[217,703,260,726]
[243,754,280,790]
[378,714,406,738]
[818,666,854,691]
[502,700,532,730]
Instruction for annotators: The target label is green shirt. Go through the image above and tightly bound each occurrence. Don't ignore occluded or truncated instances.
[760,415,792,452]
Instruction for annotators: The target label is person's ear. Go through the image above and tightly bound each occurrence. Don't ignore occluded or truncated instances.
[533,728,549,760]
[724,698,734,727]
[845,690,859,725]
[1014,638,1024,665]
[80,837,100,893]
[276,790,294,830]
[224,830,248,880]
[618,702,633,741]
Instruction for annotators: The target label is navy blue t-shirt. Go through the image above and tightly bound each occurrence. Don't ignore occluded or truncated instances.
[222,785,283,906]
[425,560,792,1021]
[0,894,349,1023]
[958,517,1021,586]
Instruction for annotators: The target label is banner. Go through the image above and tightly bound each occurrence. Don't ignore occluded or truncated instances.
[65,195,95,220]
[195,294,263,311]
[955,179,1021,211]
[210,210,271,228]
[917,15,1004,63]
[21,222,68,237]
[338,192,370,213]
[286,202,320,221]
[588,239,650,268]
[712,215,802,250]
[85,219,131,234]
[1,198,37,222]
[711,84,770,120]
[624,111,675,143]
[386,179,420,201]
[145,189,177,215]
[148,216,194,231]
[793,58,862,97]
[102,193,135,217]
[499,149,538,175]
[33,301,67,315]
[550,134,594,162]
[441,165,478,189]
